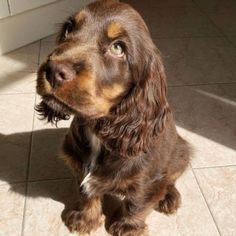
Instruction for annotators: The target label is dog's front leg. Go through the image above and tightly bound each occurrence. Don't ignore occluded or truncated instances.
[108,180,169,236]
[108,198,153,236]
[65,193,104,234]
[61,127,104,234]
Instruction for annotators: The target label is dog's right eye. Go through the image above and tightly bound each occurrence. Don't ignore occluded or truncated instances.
[109,41,126,58]
[58,18,76,42]
[111,43,123,55]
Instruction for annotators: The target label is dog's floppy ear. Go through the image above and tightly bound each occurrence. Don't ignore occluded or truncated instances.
[140,49,170,135]
[95,49,170,158]
[35,99,70,126]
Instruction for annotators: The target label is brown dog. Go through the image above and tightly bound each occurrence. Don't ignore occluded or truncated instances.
[36,0,191,235]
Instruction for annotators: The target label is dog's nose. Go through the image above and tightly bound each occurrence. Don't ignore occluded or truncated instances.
[45,61,75,87]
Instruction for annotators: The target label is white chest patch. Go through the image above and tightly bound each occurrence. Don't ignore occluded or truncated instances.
[80,172,92,193]
[80,128,101,195]
[89,130,101,170]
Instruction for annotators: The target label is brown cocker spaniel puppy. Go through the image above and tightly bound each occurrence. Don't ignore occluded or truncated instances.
[36,0,191,235]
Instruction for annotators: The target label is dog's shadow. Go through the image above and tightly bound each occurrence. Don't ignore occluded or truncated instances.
[0,128,122,233]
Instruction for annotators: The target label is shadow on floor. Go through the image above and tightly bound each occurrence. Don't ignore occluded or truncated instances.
[1,80,236,228]
[168,84,236,151]
[0,127,122,233]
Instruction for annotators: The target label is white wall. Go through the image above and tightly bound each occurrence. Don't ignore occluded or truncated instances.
[0,0,93,55]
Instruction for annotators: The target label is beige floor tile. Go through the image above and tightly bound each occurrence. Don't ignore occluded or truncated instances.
[41,34,57,43]
[228,36,236,48]
[0,183,25,236]
[124,5,220,38]
[23,170,219,236]
[168,84,236,168]
[29,96,72,181]
[39,40,56,64]
[0,94,35,134]
[0,41,40,75]
[124,0,195,8]
[194,167,236,236]
[24,179,109,236]
[195,0,236,12]
[147,168,219,236]
[23,179,108,236]
[23,179,77,236]
[29,127,72,181]
[0,94,35,184]
[155,37,236,86]
[0,72,36,94]
[207,7,236,37]
[39,34,58,64]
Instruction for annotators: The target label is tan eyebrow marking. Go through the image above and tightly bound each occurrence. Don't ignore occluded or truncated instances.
[107,22,124,38]
[75,10,86,23]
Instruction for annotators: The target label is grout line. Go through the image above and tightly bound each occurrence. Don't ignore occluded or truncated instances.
[1,82,236,97]
[193,164,236,170]
[0,82,235,97]
[168,81,236,88]
[40,34,56,42]
[0,180,27,187]
[0,177,73,187]
[192,167,222,236]
[21,40,43,236]
[0,92,36,96]
[20,92,37,236]
[191,1,236,80]
[4,163,236,188]
[38,39,42,67]
[27,177,73,183]
[20,50,41,236]
[153,35,227,40]
[191,0,236,50]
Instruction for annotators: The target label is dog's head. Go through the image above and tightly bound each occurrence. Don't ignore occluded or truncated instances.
[36,0,170,156]
[37,0,166,119]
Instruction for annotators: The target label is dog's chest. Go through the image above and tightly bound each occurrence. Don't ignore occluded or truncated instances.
[87,128,101,170]
[79,129,132,200]
[80,128,101,194]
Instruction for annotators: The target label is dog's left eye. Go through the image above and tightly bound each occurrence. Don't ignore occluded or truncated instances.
[64,18,75,38]
[110,42,124,57]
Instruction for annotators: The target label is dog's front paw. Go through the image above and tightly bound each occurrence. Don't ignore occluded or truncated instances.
[157,185,181,215]
[109,218,148,236]
[65,209,103,234]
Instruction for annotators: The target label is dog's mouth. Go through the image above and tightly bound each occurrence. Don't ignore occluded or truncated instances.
[35,95,75,125]
[36,60,128,122]
[36,62,78,124]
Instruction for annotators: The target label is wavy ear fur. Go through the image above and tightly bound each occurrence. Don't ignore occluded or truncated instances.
[95,50,170,158]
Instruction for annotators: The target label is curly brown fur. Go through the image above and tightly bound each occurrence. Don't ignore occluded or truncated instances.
[94,51,170,158]
[36,1,192,235]
[65,197,104,234]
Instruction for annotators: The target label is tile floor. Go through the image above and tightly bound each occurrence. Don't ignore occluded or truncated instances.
[0,0,235,235]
